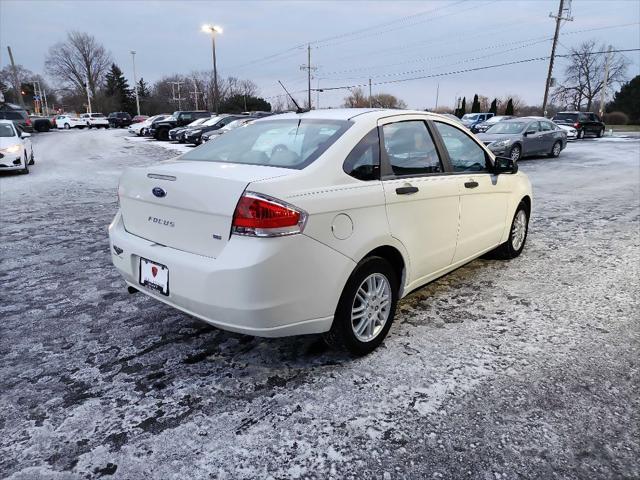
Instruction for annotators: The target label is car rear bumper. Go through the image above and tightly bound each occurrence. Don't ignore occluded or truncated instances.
[108,211,355,337]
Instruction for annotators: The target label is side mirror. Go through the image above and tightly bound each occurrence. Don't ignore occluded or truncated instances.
[493,156,518,174]
[21,132,31,139]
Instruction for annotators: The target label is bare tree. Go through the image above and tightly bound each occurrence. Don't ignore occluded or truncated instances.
[342,87,369,107]
[342,88,407,109]
[45,31,112,96]
[552,40,628,111]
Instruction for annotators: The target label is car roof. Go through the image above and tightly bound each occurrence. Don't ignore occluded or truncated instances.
[264,108,464,124]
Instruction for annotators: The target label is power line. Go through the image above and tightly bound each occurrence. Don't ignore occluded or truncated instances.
[312,49,640,92]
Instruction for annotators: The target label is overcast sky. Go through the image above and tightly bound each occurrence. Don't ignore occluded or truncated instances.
[1,0,639,109]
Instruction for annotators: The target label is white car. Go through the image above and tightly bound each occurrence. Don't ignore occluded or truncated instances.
[0,120,34,174]
[80,113,110,129]
[557,124,578,140]
[56,115,87,129]
[128,114,170,136]
[109,109,532,355]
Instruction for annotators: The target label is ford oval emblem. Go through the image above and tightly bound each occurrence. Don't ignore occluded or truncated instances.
[152,187,167,198]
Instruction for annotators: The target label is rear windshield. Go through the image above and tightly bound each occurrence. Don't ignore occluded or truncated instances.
[180,118,352,169]
[0,112,23,120]
[486,122,526,134]
[553,113,578,121]
[92,113,105,118]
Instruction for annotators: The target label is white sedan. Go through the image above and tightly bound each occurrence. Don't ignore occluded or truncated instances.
[557,124,578,140]
[0,120,34,174]
[80,113,110,129]
[128,114,170,136]
[56,115,87,129]
[109,109,532,355]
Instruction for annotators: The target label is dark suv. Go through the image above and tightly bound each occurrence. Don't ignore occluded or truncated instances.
[0,104,33,133]
[108,112,132,128]
[552,111,605,139]
[183,114,248,145]
[149,111,212,141]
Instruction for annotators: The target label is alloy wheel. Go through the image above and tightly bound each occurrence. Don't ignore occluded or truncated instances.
[511,210,527,250]
[351,273,392,343]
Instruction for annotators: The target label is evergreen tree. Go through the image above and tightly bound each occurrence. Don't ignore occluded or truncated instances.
[607,75,640,124]
[137,78,150,98]
[471,94,480,113]
[505,98,514,115]
[460,96,466,116]
[489,98,498,115]
[104,63,134,112]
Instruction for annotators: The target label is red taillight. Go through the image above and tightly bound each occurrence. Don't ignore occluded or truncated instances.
[232,192,306,237]
[25,118,32,126]
[574,122,580,128]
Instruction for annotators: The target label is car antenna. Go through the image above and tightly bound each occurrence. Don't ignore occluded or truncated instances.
[278,80,308,114]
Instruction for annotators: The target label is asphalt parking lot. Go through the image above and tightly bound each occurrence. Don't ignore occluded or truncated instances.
[1,129,638,480]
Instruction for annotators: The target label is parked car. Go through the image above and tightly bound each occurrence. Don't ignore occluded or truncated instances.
[471,115,515,134]
[29,115,52,132]
[56,114,87,129]
[168,117,211,142]
[477,117,567,161]
[149,111,212,141]
[128,114,170,136]
[0,119,34,174]
[556,124,578,140]
[81,113,110,129]
[552,111,605,139]
[183,114,248,145]
[108,112,133,128]
[0,104,33,133]
[132,115,149,124]
[461,112,494,130]
[109,109,532,355]
[201,117,256,142]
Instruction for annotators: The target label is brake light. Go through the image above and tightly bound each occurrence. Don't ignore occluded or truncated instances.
[25,118,31,126]
[232,192,307,237]
[574,122,580,128]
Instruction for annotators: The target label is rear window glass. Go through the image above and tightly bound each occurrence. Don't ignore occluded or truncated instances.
[180,119,351,170]
[554,113,578,121]
[0,112,23,120]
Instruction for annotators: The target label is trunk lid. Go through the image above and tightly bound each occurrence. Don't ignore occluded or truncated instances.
[118,160,292,258]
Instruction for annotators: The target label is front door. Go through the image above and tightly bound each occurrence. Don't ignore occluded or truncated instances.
[432,121,509,263]
[379,117,460,284]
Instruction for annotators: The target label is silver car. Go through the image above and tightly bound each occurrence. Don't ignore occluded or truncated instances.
[476,118,567,161]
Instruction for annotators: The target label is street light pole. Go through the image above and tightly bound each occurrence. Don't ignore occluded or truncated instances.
[130,50,141,116]
[202,25,223,113]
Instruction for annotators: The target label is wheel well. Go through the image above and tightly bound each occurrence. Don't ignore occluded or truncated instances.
[363,246,406,292]
[520,195,531,217]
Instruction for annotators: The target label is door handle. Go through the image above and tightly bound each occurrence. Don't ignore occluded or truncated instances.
[396,186,419,195]
[464,181,479,189]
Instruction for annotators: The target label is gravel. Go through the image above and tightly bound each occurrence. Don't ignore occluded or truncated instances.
[1,129,638,479]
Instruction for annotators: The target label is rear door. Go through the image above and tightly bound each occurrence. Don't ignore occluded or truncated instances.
[538,120,556,152]
[379,116,460,282]
[432,121,509,262]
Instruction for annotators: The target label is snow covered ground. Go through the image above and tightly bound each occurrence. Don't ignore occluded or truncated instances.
[1,128,638,479]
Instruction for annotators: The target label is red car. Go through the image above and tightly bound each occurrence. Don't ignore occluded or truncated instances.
[132,115,149,123]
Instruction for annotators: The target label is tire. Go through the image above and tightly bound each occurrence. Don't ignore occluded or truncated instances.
[157,128,170,141]
[597,128,604,138]
[577,129,584,139]
[323,256,399,356]
[494,202,529,259]
[21,151,29,174]
[509,144,522,162]
[549,141,562,158]
[88,125,93,129]
[29,149,34,165]
[64,123,70,130]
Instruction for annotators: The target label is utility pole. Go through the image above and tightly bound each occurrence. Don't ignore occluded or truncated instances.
[542,0,573,117]
[7,46,26,108]
[130,50,141,116]
[435,82,440,111]
[300,44,317,109]
[191,79,200,110]
[85,75,92,114]
[599,46,612,119]
[369,78,372,108]
[171,81,185,110]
